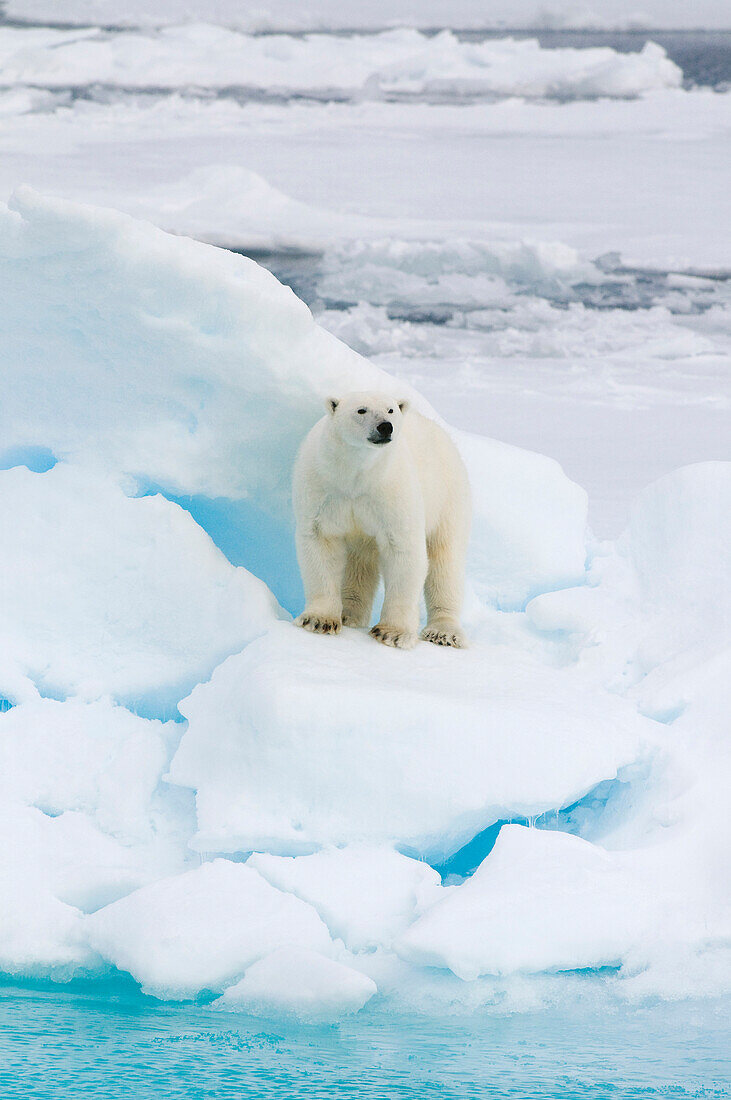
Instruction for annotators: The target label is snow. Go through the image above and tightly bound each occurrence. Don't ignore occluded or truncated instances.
[0,8,728,1023]
[619,462,731,667]
[169,621,656,859]
[398,825,658,978]
[248,846,443,951]
[86,859,336,999]
[0,880,97,982]
[215,948,377,1023]
[0,463,282,712]
[0,27,682,99]
[0,802,169,914]
[0,696,171,841]
[527,461,731,683]
[0,188,588,611]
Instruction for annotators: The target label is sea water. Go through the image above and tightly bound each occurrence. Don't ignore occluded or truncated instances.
[1,978,729,1098]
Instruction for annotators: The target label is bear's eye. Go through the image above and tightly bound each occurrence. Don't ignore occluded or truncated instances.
[357,408,367,415]
[388,408,393,414]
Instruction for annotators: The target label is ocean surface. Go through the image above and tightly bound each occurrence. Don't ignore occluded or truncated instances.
[2,978,730,1099]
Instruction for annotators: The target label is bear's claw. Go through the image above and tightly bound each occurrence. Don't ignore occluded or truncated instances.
[370,625,417,650]
[421,626,467,648]
[296,613,341,635]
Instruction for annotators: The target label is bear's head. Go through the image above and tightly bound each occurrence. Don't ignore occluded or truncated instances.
[326,391,409,450]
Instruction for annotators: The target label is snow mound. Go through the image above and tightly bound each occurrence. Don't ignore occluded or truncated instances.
[398,825,658,978]
[528,461,731,679]
[86,859,335,999]
[0,26,682,100]
[0,798,179,922]
[215,948,377,1023]
[0,878,97,982]
[0,696,171,841]
[0,463,281,711]
[620,462,731,669]
[169,622,655,858]
[248,845,442,951]
[0,188,587,611]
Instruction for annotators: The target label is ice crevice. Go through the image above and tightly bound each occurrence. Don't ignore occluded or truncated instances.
[0,189,728,1016]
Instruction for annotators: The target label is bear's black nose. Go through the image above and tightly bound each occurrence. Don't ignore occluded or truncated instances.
[377,421,393,438]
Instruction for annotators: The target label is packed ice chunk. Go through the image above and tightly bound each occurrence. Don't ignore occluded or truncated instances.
[457,430,587,608]
[216,947,377,1023]
[0,802,178,916]
[169,623,656,858]
[248,845,443,951]
[0,697,172,842]
[397,825,657,979]
[0,878,98,981]
[619,462,731,668]
[86,859,335,999]
[0,189,588,611]
[527,462,731,680]
[0,463,281,710]
[0,26,681,99]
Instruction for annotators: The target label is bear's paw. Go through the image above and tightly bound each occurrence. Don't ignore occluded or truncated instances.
[370,624,418,650]
[296,613,342,635]
[421,625,467,649]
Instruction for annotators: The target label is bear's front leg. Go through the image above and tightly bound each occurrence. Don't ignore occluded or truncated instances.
[295,530,346,635]
[371,537,427,650]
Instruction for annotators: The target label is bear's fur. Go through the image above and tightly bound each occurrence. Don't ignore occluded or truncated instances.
[293,391,471,649]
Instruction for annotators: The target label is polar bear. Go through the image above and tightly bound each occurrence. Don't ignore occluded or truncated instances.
[293,391,471,649]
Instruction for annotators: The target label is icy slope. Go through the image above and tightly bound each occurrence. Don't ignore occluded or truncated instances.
[0,188,586,610]
[0,191,727,1015]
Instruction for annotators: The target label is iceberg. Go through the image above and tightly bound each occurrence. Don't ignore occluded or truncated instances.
[0,189,727,1014]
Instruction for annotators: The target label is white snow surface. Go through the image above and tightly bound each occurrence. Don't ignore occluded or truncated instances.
[0,178,727,1014]
[170,622,656,858]
[0,462,282,710]
[215,948,377,1023]
[248,846,443,950]
[0,27,682,98]
[0,696,172,841]
[397,825,671,979]
[86,859,335,999]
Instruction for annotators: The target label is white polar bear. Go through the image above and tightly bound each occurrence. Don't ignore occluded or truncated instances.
[293,391,471,649]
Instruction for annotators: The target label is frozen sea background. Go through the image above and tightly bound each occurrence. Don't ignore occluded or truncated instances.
[0,2,730,1096]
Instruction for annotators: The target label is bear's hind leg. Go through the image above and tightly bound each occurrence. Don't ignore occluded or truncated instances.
[422,527,468,649]
[341,538,379,628]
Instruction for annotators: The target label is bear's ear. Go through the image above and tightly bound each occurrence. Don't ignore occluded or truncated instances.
[326,398,339,415]
[398,399,409,415]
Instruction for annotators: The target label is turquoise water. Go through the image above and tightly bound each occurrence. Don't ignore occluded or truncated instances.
[1,980,729,1099]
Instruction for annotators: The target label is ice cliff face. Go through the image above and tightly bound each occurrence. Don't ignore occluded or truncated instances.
[0,190,728,1019]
